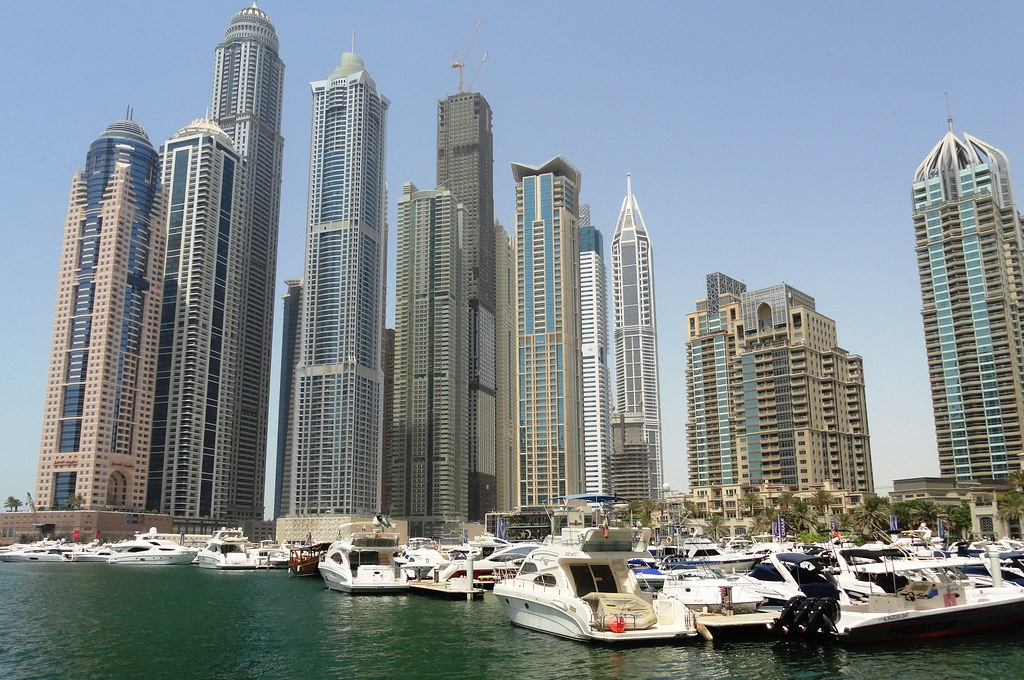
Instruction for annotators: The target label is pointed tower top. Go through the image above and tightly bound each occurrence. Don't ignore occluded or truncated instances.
[945,92,954,133]
[626,172,632,199]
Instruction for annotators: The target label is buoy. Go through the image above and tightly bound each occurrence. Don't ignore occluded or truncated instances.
[609,615,626,633]
[696,622,713,641]
[603,525,609,539]
[665,536,672,545]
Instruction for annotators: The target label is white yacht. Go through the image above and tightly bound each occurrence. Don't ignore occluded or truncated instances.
[318,522,407,594]
[196,528,259,570]
[249,540,290,569]
[396,537,448,580]
[494,526,700,644]
[435,542,540,585]
[661,537,762,574]
[74,543,118,563]
[660,564,766,614]
[107,530,199,565]
[0,544,74,563]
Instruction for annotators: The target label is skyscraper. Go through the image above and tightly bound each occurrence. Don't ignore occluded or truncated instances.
[512,156,584,507]
[292,52,389,515]
[611,174,663,497]
[494,221,518,511]
[211,3,285,520]
[437,92,495,520]
[685,277,873,493]
[273,279,302,520]
[147,120,244,520]
[912,127,1024,480]
[579,220,613,494]
[36,119,166,511]
[390,184,468,535]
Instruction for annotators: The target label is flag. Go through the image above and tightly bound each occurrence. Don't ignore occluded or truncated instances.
[829,519,838,531]
[937,518,946,539]
[496,516,506,540]
[463,528,469,543]
[778,515,788,539]
[771,521,779,540]
[889,515,899,532]
[654,527,661,544]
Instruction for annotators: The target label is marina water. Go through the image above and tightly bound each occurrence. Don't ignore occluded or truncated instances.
[2,564,1021,679]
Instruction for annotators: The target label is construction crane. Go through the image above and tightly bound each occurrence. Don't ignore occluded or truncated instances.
[466,52,489,93]
[452,18,482,94]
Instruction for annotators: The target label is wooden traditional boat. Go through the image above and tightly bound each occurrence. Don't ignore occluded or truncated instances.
[288,542,331,577]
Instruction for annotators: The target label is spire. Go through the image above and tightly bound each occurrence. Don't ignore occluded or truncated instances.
[626,172,632,200]
[945,91,954,133]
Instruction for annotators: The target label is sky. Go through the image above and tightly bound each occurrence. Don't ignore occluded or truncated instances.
[3,1,1024,513]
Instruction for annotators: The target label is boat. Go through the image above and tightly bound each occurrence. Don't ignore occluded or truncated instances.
[318,521,408,594]
[0,544,74,562]
[493,526,701,644]
[774,550,1024,642]
[659,563,766,614]
[434,542,541,586]
[396,537,448,580]
[661,537,762,574]
[288,542,331,577]
[736,552,843,607]
[249,540,290,569]
[107,529,199,565]
[74,543,118,563]
[196,527,259,570]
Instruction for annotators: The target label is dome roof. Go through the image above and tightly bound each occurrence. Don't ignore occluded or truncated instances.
[327,52,367,81]
[100,119,151,144]
[224,2,278,49]
[175,118,235,148]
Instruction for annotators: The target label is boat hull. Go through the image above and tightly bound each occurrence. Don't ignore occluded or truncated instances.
[108,552,196,566]
[319,562,408,594]
[838,595,1024,643]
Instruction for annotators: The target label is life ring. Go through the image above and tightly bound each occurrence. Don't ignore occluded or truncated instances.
[665,537,673,545]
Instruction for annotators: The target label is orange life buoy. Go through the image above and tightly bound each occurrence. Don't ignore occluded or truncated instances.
[665,536,673,545]
[603,525,609,539]
[609,615,626,633]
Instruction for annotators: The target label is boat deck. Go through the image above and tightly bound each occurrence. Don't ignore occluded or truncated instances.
[409,581,485,601]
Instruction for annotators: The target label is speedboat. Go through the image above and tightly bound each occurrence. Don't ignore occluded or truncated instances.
[396,538,448,580]
[493,526,700,644]
[735,552,844,607]
[249,540,290,569]
[196,528,259,569]
[660,563,766,614]
[774,555,1024,642]
[107,530,199,565]
[318,522,407,594]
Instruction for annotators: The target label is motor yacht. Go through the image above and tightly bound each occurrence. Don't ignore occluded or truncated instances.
[0,544,74,563]
[396,538,448,580]
[318,522,407,594]
[107,529,199,565]
[435,542,541,585]
[196,528,259,569]
[660,564,766,614]
[74,543,118,563]
[249,540,290,569]
[661,537,762,574]
[493,526,700,644]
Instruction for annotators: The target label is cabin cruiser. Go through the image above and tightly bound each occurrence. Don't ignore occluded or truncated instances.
[735,552,844,607]
[0,544,74,562]
[661,537,762,574]
[395,538,448,580]
[74,543,118,563]
[107,530,199,565]
[494,526,700,643]
[249,541,290,569]
[196,528,259,569]
[435,542,541,585]
[318,522,407,594]
[660,564,766,614]
[774,552,1024,642]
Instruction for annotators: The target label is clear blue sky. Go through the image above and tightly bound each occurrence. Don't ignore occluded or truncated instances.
[3,1,1023,511]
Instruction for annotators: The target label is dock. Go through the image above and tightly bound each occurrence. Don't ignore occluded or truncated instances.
[695,611,778,640]
[408,579,485,601]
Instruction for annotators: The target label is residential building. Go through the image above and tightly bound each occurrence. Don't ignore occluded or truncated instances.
[495,221,518,511]
[389,184,468,536]
[611,174,663,496]
[273,279,302,519]
[35,119,166,511]
[512,156,584,507]
[579,220,613,494]
[147,119,244,520]
[685,276,874,494]
[437,91,495,520]
[292,52,389,515]
[210,2,285,520]
[610,411,652,501]
[912,127,1024,480]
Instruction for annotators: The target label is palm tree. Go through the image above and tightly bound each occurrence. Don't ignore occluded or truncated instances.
[997,491,1024,538]
[775,491,796,512]
[1006,469,1024,493]
[913,500,944,531]
[946,502,973,540]
[683,500,705,519]
[740,492,761,517]
[626,499,660,527]
[784,499,817,533]
[851,494,891,536]
[809,490,835,518]
[748,509,775,536]
[704,514,726,541]
[4,496,21,512]
[64,494,84,511]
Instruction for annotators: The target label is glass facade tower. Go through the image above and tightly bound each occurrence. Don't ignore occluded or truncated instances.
[292,52,389,515]
[912,128,1024,480]
[611,174,663,497]
[210,3,285,520]
[579,222,613,494]
[36,120,166,511]
[512,156,584,508]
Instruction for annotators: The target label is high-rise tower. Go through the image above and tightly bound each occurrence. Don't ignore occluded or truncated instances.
[685,277,873,493]
[35,119,166,511]
[273,279,302,520]
[292,52,389,515]
[611,174,663,497]
[579,220,613,494]
[512,156,584,507]
[390,183,468,535]
[437,92,495,519]
[912,128,1024,480]
[211,3,285,520]
[147,120,244,520]
[494,221,518,511]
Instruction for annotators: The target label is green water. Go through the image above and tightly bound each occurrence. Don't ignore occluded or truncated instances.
[1,563,1022,679]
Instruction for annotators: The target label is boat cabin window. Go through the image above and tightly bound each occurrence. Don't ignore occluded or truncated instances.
[519,562,538,574]
[534,574,557,587]
[331,553,343,564]
[749,564,784,582]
